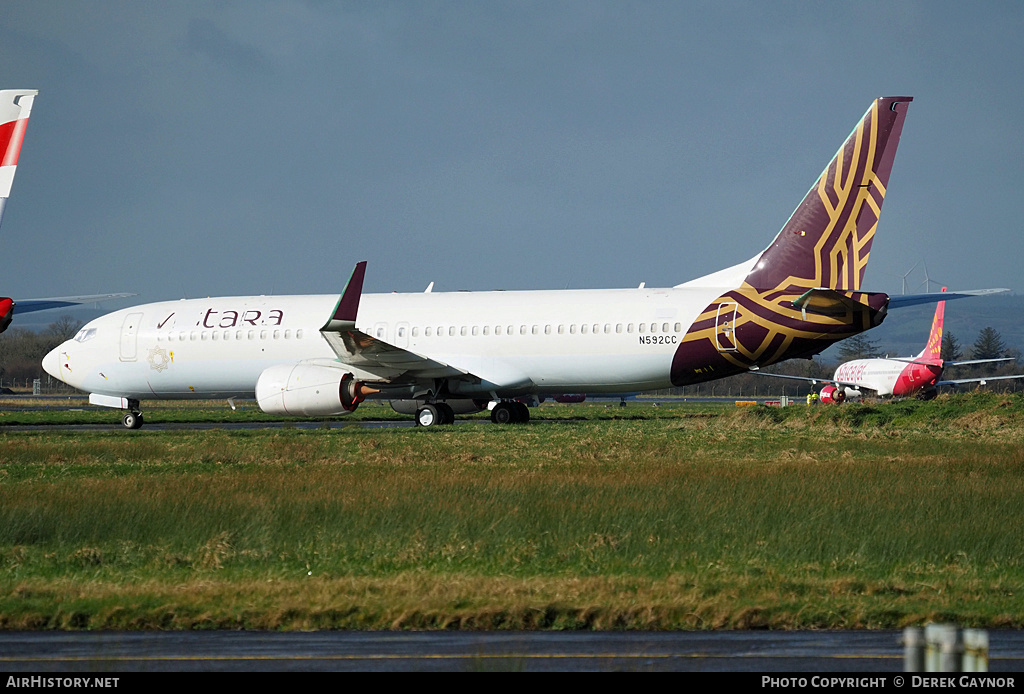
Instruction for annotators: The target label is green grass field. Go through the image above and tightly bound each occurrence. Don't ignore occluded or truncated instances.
[2,392,1024,630]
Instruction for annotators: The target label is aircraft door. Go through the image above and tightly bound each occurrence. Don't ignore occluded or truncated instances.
[119,312,144,362]
[715,302,739,352]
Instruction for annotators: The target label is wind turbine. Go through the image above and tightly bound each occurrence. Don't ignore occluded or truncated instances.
[897,262,919,295]
[917,261,942,293]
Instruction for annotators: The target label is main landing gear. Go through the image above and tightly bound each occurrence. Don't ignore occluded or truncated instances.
[489,400,530,425]
[413,400,530,426]
[416,402,456,427]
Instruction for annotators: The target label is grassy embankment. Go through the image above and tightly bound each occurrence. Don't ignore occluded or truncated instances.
[1,392,1023,630]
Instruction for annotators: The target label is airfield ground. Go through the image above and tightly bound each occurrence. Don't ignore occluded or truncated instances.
[1,392,1023,630]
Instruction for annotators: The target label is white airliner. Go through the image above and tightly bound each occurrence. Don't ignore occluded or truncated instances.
[0,89,133,332]
[39,95,1004,428]
[756,288,1024,403]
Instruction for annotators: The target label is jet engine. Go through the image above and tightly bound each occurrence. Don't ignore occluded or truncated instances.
[256,363,378,416]
[0,298,13,334]
[819,384,846,404]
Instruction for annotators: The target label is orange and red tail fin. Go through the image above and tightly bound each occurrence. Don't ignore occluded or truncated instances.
[917,287,947,364]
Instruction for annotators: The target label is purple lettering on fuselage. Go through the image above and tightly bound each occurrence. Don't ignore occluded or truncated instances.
[182,308,285,329]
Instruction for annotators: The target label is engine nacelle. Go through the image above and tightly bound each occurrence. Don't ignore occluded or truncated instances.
[0,298,13,334]
[256,363,376,417]
[819,385,846,405]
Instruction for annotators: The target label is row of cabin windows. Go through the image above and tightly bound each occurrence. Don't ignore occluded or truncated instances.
[158,329,305,342]
[390,322,684,339]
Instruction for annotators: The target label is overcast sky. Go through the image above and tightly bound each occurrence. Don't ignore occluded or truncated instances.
[2,1,1022,312]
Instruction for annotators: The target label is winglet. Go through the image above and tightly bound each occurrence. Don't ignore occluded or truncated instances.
[323,261,367,330]
[0,89,39,229]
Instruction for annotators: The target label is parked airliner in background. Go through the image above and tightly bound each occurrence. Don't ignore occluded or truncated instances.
[39,96,1005,428]
[0,89,133,332]
[755,288,1024,403]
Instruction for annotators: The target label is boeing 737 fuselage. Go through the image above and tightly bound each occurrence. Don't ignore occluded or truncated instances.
[45,96,920,428]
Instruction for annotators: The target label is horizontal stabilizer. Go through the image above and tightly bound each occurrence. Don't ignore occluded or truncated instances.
[791,288,883,318]
[888,288,1008,309]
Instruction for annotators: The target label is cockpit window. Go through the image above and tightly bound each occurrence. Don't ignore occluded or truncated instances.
[74,328,97,343]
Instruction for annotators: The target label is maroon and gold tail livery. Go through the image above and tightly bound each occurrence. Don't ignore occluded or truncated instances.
[672,97,912,386]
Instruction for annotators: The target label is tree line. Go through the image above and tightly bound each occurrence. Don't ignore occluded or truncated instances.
[0,316,82,391]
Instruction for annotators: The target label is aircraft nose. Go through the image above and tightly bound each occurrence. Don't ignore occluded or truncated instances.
[42,345,63,381]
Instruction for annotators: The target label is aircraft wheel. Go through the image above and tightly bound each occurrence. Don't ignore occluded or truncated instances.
[436,402,455,425]
[490,401,517,424]
[123,412,144,430]
[513,401,530,424]
[416,404,440,427]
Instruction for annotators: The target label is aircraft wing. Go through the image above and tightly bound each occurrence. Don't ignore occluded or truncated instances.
[1,293,137,333]
[319,263,531,391]
[937,374,1024,388]
[945,357,1016,367]
[321,327,469,381]
[887,288,1009,309]
[748,369,866,391]
[12,293,137,313]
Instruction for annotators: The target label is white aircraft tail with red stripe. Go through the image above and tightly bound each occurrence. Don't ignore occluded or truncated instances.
[0,89,38,229]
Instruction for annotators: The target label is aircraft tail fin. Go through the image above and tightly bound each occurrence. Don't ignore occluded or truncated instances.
[0,89,38,229]
[743,96,912,292]
[915,287,947,364]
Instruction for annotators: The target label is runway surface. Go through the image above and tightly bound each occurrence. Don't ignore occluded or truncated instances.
[3,630,1024,672]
